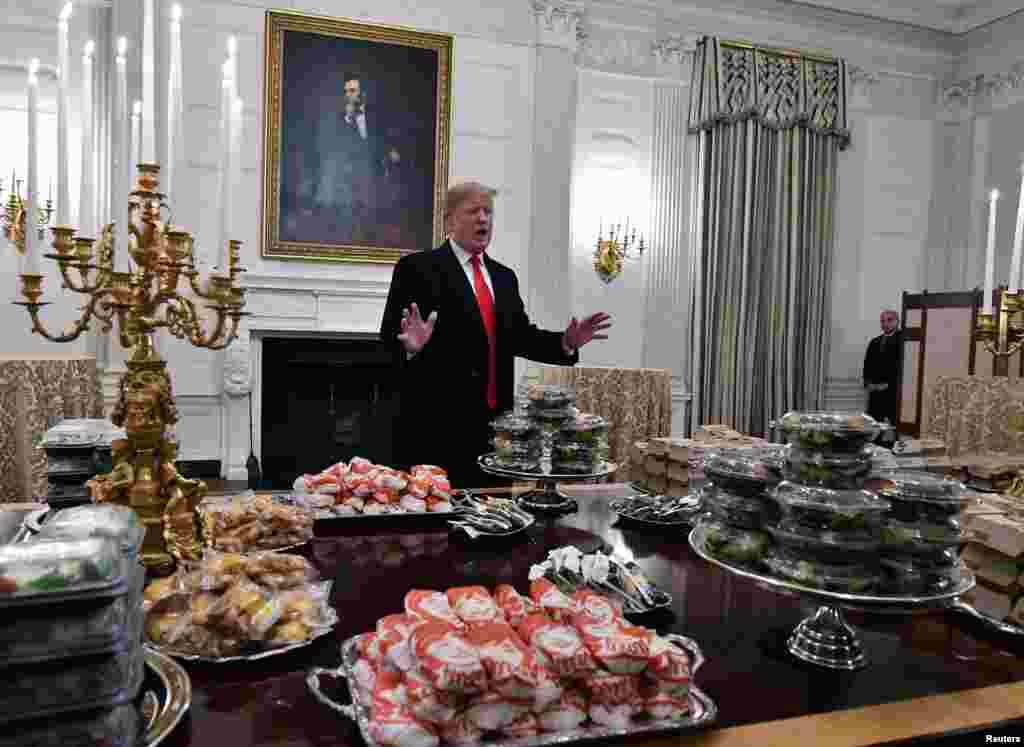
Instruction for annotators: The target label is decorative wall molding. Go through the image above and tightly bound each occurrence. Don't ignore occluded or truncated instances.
[940,61,1024,114]
[579,31,650,71]
[531,0,585,51]
[651,33,698,80]
[846,64,881,110]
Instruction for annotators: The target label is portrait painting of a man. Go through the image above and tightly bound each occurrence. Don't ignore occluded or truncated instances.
[263,12,452,262]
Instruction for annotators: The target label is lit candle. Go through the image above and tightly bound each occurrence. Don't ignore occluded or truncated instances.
[216,58,232,272]
[166,4,183,204]
[57,2,72,226]
[227,35,238,103]
[141,0,156,162]
[25,59,40,275]
[1013,156,1024,291]
[114,36,130,271]
[132,100,142,167]
[79,40,94,237]
[984,188,1000,315]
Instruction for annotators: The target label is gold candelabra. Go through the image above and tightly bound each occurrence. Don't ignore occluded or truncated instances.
[2,173,55,253]
[593,220,643,284]
[975,286,1024,360]
[14,162,248,574]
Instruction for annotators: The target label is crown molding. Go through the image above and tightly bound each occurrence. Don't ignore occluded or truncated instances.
[940,60,1024,115]
[531,0,586,51]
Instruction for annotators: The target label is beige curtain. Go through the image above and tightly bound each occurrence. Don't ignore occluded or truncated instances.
[687,38,849,436]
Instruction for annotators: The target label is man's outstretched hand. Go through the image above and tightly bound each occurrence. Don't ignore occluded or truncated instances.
[563,312,613,354]
[397,302,437,356]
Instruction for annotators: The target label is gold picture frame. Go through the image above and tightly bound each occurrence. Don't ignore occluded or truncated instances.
[261,10,452,264]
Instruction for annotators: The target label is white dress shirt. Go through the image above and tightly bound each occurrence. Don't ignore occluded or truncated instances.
[450,239,494,299]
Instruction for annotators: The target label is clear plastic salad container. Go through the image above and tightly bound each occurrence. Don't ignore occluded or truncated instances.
[554,414,611,445]
[550,439,609,462]
[490,414,542,442]
[697,519,772,565]
[703,452,781,497]
[783,447,872,490]
[878,551,966,595]
[40,419,110,448]
[0,641,144,724]
[491,454,541,472]
[878,518,967,554]
[776,411,882,453]
[523,384,576,409]
[702,485,779,530]
[0,536,130,607]
[770,481,891,531]
[492,437,543,460]
[0,703,141,747]
[761,549,883,593]
[875,471,973,523]
[765,520,882,561]
[550,456,605,475]
[37,504,145,557]
[0,561,144,666]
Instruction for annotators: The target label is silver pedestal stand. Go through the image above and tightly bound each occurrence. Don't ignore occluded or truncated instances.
[478,453,618,512]
[688,524,975,670]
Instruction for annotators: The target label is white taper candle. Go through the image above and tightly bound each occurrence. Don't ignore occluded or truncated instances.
[1012,156,1024,292]
[56,3,72,226]
[166,4,183,205]
[26,59,41,275]
[984,188,1000,315]
[114,37,130,271]
[79,40,95,237]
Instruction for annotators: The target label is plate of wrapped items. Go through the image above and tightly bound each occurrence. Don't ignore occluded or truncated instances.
[295,458,457,519]
[197,492,315,554]
[143,549,338,662]
[307,585,716,747]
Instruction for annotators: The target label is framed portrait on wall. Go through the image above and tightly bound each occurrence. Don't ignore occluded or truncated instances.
[261,10,452,263]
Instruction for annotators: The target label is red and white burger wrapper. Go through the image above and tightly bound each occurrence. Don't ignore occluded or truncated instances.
[646,634,692,687]
[466,623,544,701]
[644,690,690,720]
[400,495,428,513]
[575,621,650,674]
[371,671,409,717]
[402,669,461,727]
[438,714,483,746]
[589,700,641,729]
[517,613,597,678]
[583,670,642,705]
[405,590,466,630]
[465,691,530,732]
[494,585,538,628]
[537,689,588,733]
[529,578,577,622]
[376,614,424,673]
[410,622,488,694]
[367,711,440,747]
[501,711,541,739]
[571,589,622,626]
[352,657,378,701]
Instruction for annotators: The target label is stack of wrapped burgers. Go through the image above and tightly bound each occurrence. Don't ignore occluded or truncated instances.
[0,504,146,747]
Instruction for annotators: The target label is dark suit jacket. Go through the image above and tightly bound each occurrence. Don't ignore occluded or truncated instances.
[380,241,578,478]
[863,330,902,425]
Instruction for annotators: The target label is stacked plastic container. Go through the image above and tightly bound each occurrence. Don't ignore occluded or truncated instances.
[762,412,970,595]
[698,450,782,565]
[490,413,544,471]
[551,413,611,474]
[0,504,146,747]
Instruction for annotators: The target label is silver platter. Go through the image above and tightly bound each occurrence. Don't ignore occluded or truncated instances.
[308,634,718,746]
[146,610,337,663]
[478,454,618,482]
[951,598,1024,638]
[609,498,703,528]
[23,507,50,535]
[689,523,974,608]
[141,647,192,746]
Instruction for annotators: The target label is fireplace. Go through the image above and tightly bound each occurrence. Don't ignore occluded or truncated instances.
[259,335,397,489]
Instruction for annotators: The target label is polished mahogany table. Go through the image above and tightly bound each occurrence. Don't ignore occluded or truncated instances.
[156,485,1024,747]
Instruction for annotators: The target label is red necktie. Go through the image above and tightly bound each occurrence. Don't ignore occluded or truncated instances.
[470,255,497,409]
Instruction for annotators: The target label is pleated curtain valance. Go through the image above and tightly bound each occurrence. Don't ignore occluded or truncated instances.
[687,37,851,150]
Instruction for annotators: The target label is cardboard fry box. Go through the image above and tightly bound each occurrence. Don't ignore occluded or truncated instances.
[630,441,649,465]
[961,582,1015,621]
[645,438,670,456]
[667,479,689,498]
[629,465,647,483]
[966,514,1024,559]
[652,476,669,494]
[644,456,668,476]
[667,462,689,484]
[960,542,1021,591]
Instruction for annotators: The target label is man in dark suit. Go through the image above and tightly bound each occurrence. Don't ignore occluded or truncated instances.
[380,181,612,487]
[863,308,902,435]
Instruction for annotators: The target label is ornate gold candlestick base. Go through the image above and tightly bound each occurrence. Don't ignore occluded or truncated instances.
[87,335,206,575]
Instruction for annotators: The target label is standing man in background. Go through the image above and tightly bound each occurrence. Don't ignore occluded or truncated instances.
[863,309,902,439]
[380,180,612,487]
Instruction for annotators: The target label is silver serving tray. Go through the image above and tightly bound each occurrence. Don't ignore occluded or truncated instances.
[307,634,717,745]
[147,607,338,663]
[315,507,456,521]
[951,598,1024,638]
[689,523,975,608]
[449,512,536,538]
[141,647,192,746]
[479,454,619,482]
[609,498,703,527]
